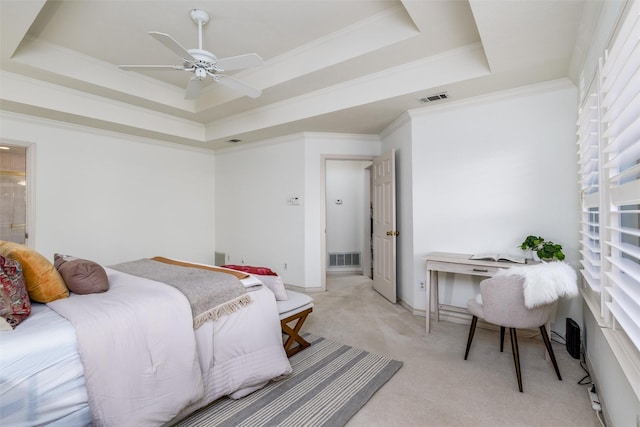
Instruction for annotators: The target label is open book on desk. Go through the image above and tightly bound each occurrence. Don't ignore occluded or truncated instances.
[469,253,526,264]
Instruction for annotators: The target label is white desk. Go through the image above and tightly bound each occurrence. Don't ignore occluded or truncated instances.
[424,252,533,333]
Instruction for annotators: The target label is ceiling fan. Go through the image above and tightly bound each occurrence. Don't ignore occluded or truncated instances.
[119,9,263,100]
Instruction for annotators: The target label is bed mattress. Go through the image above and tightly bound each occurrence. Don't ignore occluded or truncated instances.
[0,303,91,426]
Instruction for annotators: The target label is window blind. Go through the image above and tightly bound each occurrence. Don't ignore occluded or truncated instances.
[601,1,640,351]
[577,81,603,297]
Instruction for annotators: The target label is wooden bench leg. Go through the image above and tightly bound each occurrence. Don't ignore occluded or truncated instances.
[280,308,313,357]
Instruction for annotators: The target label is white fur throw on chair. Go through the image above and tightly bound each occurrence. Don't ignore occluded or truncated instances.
[494,261,578,308]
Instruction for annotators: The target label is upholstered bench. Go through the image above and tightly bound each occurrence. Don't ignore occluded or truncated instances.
[277,290,313,357]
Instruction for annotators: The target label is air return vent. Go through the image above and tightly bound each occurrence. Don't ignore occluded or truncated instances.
[328,252,361,267]
[418,92,448,103]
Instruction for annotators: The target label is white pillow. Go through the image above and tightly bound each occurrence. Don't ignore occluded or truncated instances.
[256,274,288,300]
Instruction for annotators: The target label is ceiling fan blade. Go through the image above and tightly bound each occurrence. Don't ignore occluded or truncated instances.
[215,74,262,98]
[149,32,195,60]
[185,76,204,100]
[119,65,185,71]
[215,53,264,71]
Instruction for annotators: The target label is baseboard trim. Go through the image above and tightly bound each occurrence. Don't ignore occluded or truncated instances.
[285,284,323,293]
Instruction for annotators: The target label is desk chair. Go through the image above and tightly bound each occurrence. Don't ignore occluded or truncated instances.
[463,275,562,392]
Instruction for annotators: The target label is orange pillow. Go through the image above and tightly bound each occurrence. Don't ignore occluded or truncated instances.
[0,241,69,303]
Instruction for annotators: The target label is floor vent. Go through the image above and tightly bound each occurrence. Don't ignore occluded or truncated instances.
[328,252,361,267]
[214,252,226,266]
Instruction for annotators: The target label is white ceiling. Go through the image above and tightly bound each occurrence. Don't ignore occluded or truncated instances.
[0,0,590,150]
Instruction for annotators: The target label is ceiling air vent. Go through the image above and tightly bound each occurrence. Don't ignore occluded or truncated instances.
[418,92,448,104]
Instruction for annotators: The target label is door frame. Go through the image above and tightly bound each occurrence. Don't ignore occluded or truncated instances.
[320,154,375,292]
[0,138,36,247]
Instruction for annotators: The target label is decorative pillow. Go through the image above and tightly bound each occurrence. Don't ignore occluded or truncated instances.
[0,241,68,303]
[256,274,288,301]
[0,254,31,330]
[221,265,278,276]
[54,254,109,295]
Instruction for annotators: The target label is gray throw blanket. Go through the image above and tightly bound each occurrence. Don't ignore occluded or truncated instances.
[109,259,252,328]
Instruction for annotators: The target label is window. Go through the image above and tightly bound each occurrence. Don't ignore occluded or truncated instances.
[577,75,603,317]
[601,1,640,351]
[578,0,640,356]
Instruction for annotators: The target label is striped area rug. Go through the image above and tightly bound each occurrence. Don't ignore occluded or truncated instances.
[174,334,402,427]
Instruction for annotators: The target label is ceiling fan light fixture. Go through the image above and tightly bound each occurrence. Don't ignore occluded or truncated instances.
[194,68,207,79]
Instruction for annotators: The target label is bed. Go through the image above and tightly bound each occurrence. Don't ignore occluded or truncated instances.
[0,254,293,426]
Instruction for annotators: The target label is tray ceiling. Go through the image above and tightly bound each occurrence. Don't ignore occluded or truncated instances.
[0,0,587,150]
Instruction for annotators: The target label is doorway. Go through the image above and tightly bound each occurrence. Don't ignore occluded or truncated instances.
[320,152,397,303]
[0,144,29,244]
[325,159,372,278]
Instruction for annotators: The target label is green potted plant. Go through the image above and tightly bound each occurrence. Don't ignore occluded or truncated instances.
[520,235,565,261]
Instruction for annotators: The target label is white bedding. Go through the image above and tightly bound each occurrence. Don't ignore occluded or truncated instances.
[174,284,293,422]
[0,268,291,426]
[0,304,91,426]
[49,268,204,426]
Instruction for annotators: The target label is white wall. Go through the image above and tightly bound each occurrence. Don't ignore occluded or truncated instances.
[0,112,216,266]
[215,135,306,284]
[405,80,581,333]
[584,308,640,427]
[215,132,380,290]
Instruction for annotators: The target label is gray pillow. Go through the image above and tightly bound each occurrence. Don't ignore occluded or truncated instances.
[54,254,109,295]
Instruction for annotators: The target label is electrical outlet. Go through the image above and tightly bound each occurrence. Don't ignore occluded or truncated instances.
[284,262,288,270]
[241,257,246,265]
[419,281,425,291]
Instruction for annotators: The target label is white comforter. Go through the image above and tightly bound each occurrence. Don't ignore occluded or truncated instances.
[174,283,293,422]
[48,268,204,426]
[44,267,292,426]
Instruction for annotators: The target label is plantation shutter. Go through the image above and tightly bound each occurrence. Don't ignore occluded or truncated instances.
[577,74,603,310]
[601,2,640,351]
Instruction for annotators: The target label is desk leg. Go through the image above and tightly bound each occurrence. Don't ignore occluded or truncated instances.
[425,268,440,334]
[425,266,431,334]
[433,270,439,323]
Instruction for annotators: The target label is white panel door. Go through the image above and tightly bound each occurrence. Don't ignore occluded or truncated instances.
[372,150,396,303]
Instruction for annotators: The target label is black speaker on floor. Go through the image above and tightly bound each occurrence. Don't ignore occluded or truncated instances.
[566,318,581,359]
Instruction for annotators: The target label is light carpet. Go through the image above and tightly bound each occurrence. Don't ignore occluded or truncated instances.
[173,334,403,427]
